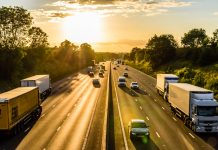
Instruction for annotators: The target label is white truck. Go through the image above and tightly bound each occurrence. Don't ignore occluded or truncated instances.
[21,75,52,100]
[169,83,218,133]
[156,74,179,100]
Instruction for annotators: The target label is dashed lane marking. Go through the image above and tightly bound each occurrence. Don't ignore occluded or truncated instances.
[57,126,61,132]
[173,117,177,121]
[162,107,165,110]
[67,113,71,117]
[146,117,149,121]
[24,127,30,133]
[140,106,143,110]
[189,133,195,139]
[154,99,157,102]
[156,132,160,138]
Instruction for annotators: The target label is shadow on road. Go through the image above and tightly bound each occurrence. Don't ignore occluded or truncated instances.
[135,89,147,95]
[131,137,159,150]
[119,87,139,97]
[197,133,218,149]
[0,119,39,149]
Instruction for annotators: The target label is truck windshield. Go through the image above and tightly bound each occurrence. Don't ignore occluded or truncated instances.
[197,106,218,116]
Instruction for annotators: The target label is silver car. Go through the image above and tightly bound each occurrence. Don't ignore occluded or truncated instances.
[128,119,150,140]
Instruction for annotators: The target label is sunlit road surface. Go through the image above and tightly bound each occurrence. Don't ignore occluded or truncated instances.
[0,62,109,150]
[111,64,216,150]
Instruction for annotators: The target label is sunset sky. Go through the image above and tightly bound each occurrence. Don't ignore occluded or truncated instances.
[1,0,218,52]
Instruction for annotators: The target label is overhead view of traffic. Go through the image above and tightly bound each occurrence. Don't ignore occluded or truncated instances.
[1,0,218,150]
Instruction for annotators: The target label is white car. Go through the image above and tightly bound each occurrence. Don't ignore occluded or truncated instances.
[130,82,139,89]
[128,119,150,140]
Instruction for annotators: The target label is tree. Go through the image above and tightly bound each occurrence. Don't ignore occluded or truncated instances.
[79,43,95,67]
[145,34,177,68]
[181,28,209,48]
[129,47,141,61]
[0,6,32,49]
[28,27,49,48]
[210,29,218,48]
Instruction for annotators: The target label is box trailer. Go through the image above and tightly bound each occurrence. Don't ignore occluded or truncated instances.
[21,75,51,100]
[0,87,41,135]
[169,83,218,133]
[156,74,179,100]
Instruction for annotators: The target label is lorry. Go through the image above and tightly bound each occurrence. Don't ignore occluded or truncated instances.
[0,87,41,135]
[21,75,52,100]
[169,83,218,133]
[156,74,179,100]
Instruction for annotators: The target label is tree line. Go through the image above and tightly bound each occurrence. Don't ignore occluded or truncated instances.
[124,28,218,99]
[0,6,95,91]
[125,28,218,68]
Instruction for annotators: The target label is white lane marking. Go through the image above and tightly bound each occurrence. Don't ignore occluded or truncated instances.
[113,72,129,150]
[148,93,151,96]
[146,117,149,121]
[162,107,165,110]
[67,113,71,117]
[24,127,30,133]
[57,126,61,132]
[154,99,157,102]
[52,104,56,108]
[139,106,143,110]
[40,114,45,118]
[173,117,177,121]
[135,99,138,102]
[156,132,160,138]
[43,148,46,150]
[189,133,195,139]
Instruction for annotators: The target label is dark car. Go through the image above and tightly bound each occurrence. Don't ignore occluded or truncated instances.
[113,67,116,70]
[92,78,100,87]
[99,72,103,77]
[88,71,94,77]
[123,72,128,77]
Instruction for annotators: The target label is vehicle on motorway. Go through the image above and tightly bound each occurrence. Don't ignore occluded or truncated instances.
[156,74,179,101]
[118,76,126,87]
[87,66,94,74]
[21,75,52,100]
[130,82,139,89]
[99,72,103,77]
[100,65,105,70]
[99,69,104,74]
[92,78,100,87]
[113,67,116,70]
[128,119,150,140]
[123,72,128,77]
[117,65,119,67]
[125,67,128,70]
[88,71,94,77]
[0,87,41,135]
[169,83,218,133]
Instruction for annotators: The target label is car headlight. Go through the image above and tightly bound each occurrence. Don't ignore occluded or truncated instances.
[131,132,136,135]
[216,126,218,130]
[145,132,149,135]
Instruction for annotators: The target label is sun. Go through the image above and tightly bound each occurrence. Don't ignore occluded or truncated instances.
[62,12,103,43]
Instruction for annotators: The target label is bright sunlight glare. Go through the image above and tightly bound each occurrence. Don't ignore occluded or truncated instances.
[62,13,103,43]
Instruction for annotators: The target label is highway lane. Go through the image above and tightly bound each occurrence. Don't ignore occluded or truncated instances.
[0,63,109,150]
[111,63,215,150]
[126,65,218,149]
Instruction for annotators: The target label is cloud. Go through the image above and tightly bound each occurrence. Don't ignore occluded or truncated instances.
[214,12,218,16]
[33,0,192,21]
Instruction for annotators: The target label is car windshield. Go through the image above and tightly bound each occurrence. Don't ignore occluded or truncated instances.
[132,83,138,85]
[197,106,218,116]
[119,78,125,82]
[132,122,147,128]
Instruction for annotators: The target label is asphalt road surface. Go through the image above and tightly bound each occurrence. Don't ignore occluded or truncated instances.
[111,63,217,150]
[0,62,110,150]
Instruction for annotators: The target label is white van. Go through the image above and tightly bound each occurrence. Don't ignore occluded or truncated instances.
[118,76,126,87]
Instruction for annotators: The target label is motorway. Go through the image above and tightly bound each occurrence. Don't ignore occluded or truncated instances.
[111,63,218,150]
[0,62,110,150]
[0,61,218,150]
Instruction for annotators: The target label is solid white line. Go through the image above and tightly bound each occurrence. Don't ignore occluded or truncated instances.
[162,107,165,110]
[57,126,61,132]
[173,117,177,121]
[146,117,149,121]
[113,73,129,150]
[189,133,195,139]
[24,127,30,133]
[156,132,160,138]
[140,106,143,110]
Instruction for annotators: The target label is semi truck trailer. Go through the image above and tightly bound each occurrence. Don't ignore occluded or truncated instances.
[156,74,179,100]
[21,75,52,100]
[169,83,218,133]
[0,87,41,135]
